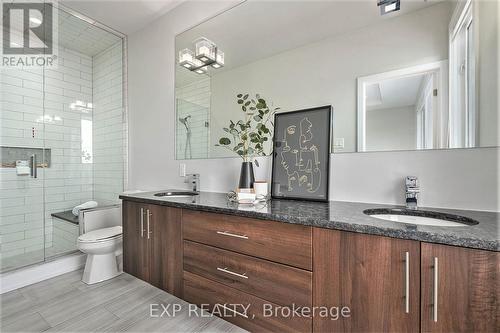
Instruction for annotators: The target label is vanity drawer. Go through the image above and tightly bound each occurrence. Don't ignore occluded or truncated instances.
[182,210,312,270]
[184,271,312,333]
[184,240,312,308]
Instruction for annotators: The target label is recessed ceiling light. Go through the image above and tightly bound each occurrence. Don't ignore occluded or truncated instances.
[378,0,400,15]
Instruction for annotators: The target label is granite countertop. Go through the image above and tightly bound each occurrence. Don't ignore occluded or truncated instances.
[119,191,499,252]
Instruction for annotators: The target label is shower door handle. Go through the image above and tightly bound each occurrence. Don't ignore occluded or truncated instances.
[30,154,37,178]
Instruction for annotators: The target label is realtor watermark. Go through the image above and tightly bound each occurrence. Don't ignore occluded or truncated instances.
[1,0,58,68]
[150,303,351,321]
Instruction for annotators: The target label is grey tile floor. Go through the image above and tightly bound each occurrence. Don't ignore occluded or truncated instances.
[0,270,246,333]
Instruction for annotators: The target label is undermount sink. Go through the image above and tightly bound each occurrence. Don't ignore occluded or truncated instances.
[364,208,479,227]
[154,190,199,197]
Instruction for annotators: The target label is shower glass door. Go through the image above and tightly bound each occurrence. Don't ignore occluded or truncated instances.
[0,4,125,273]
[0,64,47,271]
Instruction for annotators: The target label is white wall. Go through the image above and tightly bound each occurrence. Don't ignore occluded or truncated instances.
[366,105,416,151]
[477,0,499,147]
[128,0,499,212]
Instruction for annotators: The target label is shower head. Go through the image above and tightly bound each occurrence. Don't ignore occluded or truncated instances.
[179,115,191,126]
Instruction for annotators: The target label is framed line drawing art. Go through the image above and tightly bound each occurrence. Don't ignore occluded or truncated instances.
[271,106,332,202]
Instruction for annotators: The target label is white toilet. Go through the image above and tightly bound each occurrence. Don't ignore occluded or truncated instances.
[77,205,123,284]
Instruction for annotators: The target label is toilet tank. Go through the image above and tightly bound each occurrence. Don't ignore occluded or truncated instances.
[79,204,122,235]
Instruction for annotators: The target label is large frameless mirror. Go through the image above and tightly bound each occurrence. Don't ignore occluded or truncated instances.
[174,0,499,159]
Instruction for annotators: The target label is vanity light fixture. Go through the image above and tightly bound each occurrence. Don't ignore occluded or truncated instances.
[195,38,216,63]
[211,50,224,69]
[194,66,208,74]
[178,48,196,69]
[178,37,224,74]
[378,0,400,15]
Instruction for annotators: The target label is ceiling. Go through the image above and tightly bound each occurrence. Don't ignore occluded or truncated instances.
[2,2,122,56]
[60,0,184,35]
[176,0,447,76]
[366,74,426,111]
[58,8,122,56]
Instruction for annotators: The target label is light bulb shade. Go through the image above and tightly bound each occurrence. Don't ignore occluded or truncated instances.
[194,66,208,75]
[211,50,224,68]
[179,48,196,69]
[195,38,216,64]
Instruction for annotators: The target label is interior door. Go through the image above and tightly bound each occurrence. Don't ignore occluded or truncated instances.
[421,243,499,332]
[313,229,420,332]
[122,200,149,281]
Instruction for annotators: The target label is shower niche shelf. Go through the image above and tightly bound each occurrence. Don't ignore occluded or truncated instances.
[1,146,51,168]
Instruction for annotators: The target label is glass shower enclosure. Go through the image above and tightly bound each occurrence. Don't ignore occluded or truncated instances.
[0,4,126,272]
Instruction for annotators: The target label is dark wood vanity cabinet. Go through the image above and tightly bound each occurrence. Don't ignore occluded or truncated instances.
[121,202,498,333]
[122,201,150,282]
[122,201,183,297]
[313,228,421,333]
[314,228,499,333]
[420,243,499,333]
[182,210,313,333]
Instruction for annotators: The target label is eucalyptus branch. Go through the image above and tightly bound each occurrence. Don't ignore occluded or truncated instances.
[216,93,278,162]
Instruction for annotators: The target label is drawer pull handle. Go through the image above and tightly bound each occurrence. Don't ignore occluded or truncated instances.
[216,231,248,239]
[217,267,248,279]
[218,304,249,318]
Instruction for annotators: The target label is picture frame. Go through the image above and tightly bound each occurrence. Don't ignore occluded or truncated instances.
[271,106,332,202]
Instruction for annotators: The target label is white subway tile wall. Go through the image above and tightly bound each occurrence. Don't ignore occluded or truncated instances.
[176,77,210,159]
[0,47,93,267]
[93,41,125,204]
[0,41,125,271]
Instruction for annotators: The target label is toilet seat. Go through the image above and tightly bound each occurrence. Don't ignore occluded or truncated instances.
[78,226,122,243]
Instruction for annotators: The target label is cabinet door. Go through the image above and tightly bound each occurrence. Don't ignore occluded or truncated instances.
[313,228,420,332]
[148,205,183,297]
[421,243,499,332]
[122,201,149,281]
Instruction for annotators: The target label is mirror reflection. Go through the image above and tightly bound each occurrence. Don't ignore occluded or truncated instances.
[175,0,499,159]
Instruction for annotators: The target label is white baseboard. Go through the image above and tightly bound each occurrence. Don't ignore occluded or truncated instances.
[0,253,86,294]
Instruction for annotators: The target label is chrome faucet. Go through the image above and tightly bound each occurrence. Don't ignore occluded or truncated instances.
[185,174,200,192]
[405,176,419,210]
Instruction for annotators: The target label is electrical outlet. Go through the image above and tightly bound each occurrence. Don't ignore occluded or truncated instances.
[179,163,186,177]
[334,138,345,149]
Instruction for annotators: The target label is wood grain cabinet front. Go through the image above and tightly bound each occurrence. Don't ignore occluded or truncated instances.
[182,210,312,270]
[184,271,312,333]
[313,227,500,333]
[183,240,312,308]
[122,200,183,297]
[122,200,150,282]
[313,228,421,333]
[420,243,499,333]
